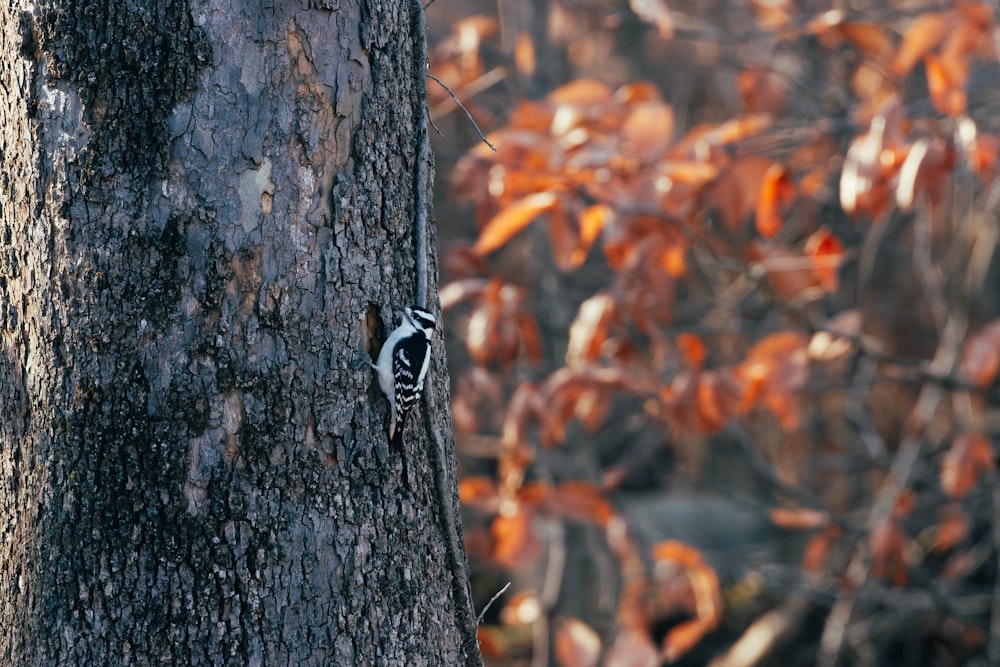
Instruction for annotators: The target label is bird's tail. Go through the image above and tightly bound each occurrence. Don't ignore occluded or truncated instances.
[390,411,408,449]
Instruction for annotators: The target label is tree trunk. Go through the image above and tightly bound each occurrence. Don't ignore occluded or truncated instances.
[0,0,480,664]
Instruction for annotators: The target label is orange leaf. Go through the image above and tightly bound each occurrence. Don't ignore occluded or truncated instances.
[459,476,499,506]
[622,101,675,162]
[658,241,687,277]
[870,517,908,586]
[711,157,774,234]
[893,12,950,76]
[653,539,706,569]
[575,204,613,266]
[474,192,559,255]
[755,164,795,238]
[925,53,966,116]
[736,331,810,428]
[555,618,601,667]
[695,370,740,434]
[492,509,541,569]
[514,31,536,77]
[941,432,995,499]
[960,319,1000,387]
[932,504,968,553]
[770,507,830,530]
[839,22,896,62]
[549,79,614,106]
[676,333,706,370]
[804,227,844,292]
[802,527,841,572]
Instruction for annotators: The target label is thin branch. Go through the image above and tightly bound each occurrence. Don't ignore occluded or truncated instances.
[429,115,448,141]
[477,581,512,625]
[427,73,496,152]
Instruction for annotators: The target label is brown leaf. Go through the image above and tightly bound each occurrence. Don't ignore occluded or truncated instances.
[555,618,602,667]
[932,503,968,553]
[711,157,774,234]
[960,319,1000,387]
[839,22,896,62]
[695,370,741,434]
[736,331,810,429]
[474,191,559,255]
[545,481,617,527]
[749,240,818,302]
[870,517,908,586]
[941,432,995,499]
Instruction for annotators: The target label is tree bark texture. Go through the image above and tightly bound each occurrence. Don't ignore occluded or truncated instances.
[0,0,479,664]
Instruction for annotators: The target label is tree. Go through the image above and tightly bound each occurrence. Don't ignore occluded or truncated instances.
[0,1,480,665]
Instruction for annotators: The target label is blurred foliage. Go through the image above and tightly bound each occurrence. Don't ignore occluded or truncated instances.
[427,1,1000,665]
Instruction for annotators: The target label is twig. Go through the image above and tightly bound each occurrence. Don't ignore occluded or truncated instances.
[430,66,507,121]
[429,115,448,141]
[477,581,512,625]
[427,73,496,152]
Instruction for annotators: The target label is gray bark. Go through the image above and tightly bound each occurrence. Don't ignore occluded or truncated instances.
[0,0,479,664]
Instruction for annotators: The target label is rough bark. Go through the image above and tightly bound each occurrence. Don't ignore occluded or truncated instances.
[0,0,479,665]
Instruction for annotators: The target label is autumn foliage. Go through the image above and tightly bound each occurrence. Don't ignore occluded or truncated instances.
[430,2,1000,665]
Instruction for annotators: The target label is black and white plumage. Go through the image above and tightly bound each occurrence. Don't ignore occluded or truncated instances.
[373,305,436,445]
